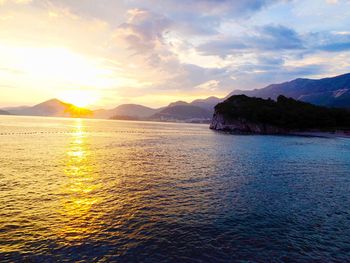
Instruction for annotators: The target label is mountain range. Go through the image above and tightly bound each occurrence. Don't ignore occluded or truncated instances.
[1,73,349,121]
[230,72,350,108]
[2,99,92,118]
[149,104,212,122]
[94,104,159,119]
[100,97,220,122]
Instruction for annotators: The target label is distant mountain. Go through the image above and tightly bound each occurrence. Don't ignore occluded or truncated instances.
[229,73,350,108]
[190,96,221,112]
[6,99,92,118]
[2,106,30,114]
[97,97,221,122]
[150,104,212,122]
[167,101,189,107]
[95,104,159,119]
[0,109,10,115]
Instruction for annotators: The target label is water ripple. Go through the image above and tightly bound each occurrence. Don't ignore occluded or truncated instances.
[0,116,350,262]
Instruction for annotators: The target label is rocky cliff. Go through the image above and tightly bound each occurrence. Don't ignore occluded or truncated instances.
[210,113,287,134]
[210,95,350,135]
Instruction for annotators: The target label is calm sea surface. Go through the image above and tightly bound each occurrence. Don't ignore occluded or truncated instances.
[1,115,350,262]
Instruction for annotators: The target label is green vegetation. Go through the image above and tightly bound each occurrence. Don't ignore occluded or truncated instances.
[215,95,350,130]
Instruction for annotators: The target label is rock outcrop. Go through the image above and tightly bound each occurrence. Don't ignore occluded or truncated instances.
[210,113,287,134]
[210,95,350,135]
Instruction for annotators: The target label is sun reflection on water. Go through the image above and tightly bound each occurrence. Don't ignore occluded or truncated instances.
[57,119,102,242]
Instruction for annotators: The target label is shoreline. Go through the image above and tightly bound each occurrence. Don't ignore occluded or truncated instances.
[211,128,350,138]
[290,131,350,138]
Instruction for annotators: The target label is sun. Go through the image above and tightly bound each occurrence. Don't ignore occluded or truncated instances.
[60,90,98,108]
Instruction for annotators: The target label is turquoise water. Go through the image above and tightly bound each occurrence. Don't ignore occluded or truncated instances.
[1,115,350,262]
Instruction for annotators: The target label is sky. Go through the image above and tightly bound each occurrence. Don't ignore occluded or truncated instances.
[1,0,350,108]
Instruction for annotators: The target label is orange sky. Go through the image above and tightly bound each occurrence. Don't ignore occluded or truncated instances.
[1,0,349,109]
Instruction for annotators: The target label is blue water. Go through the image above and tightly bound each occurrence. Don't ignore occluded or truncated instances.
[1,116,350,262]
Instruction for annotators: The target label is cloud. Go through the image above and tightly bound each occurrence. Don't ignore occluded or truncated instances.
[112,8,233,94]
[257,56,285,66]
[195,80,221,91]
[30,0,127,26]
[196,40,247,57]
[0,0,31,4]
[256,25,303,50]
[1,0,350,107]
[320,42,350,52]
[197,24,303,57]
[114,9,172,53]
[326,0,338,4]
[140,0,288,17]
[307,31,350,52]
[124,0,291,37]
[38,0,286,37]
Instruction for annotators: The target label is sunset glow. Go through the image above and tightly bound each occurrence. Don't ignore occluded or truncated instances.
[1,1,350,262]
[0,0,349,109]
[59,90,99,108]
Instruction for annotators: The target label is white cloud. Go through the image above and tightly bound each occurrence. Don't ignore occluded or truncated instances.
[0,0,31,4]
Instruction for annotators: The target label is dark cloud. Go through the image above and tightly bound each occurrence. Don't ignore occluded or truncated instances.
[320,42,350,52]
[197,24,303,57]
[255,25,303,50]
[311,32,350,52]
[257,56,285,66]
[141,0,287,16]
[125,0,289,36]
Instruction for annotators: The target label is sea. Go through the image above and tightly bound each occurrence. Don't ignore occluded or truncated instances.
[1,115,350,262]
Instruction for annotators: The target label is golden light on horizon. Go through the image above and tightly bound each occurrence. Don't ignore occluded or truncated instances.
[59,90,99,108]
[0,44,118,107]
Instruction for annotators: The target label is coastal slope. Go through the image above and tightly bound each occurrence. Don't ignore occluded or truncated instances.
[210,95,350,135]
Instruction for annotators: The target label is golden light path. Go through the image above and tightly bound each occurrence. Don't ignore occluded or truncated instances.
[57,119,102,242]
